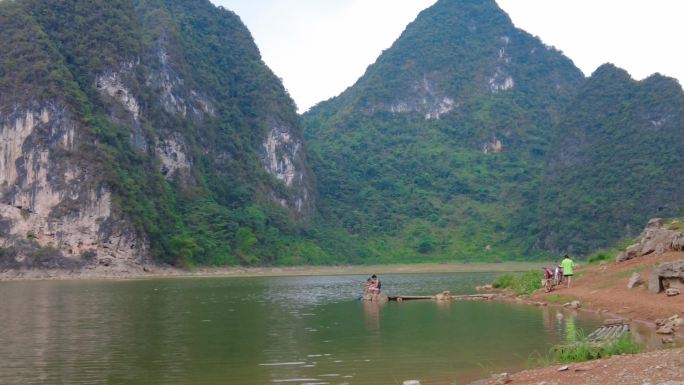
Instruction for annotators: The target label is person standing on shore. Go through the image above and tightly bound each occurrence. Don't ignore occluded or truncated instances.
[561,255,575,288]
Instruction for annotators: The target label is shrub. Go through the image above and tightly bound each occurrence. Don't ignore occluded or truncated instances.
[492,273,514,289]
[512,270,542,295]
[587,252,611,264]
[491,270,543,295]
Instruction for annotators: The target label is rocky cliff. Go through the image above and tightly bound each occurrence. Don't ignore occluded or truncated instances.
[0,0,316,269]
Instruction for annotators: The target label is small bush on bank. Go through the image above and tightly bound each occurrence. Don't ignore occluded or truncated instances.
[491,270,542,295]
[513,270,543,295]
[492,273,514,289]
[587,252,611,264]
[554,334,640,363]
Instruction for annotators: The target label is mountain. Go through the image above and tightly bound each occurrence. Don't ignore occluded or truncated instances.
[303,0,584,262]
[535,64,684,254]
[0,0,318,270]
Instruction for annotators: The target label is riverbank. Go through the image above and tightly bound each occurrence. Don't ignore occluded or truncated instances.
[0,261,547,281]
[467,250,684,385]
[468,347,684,385]
[531,250,684,322]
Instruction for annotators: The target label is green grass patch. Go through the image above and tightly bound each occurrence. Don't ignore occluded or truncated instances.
[553,334,640,363]
[587,251,612,264]
[667,218,684,231]
[492,270,543,295]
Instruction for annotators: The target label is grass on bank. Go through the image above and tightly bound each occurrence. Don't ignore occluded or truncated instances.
[529,332,641,368]
[492,270,542,295]
[553,333,641,363]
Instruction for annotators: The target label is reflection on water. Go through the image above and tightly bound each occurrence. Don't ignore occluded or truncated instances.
[0,273,609,385]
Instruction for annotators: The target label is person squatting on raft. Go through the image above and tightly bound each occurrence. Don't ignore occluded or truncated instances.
[368,274,381,294]
[561,255,575,288]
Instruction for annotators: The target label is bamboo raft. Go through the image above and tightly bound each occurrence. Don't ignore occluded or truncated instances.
[554,319,631,352]
[361,292,499,302]
[585,319,631,341]
[387,293,498,301]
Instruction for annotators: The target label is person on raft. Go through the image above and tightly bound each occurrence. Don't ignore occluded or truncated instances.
[369,274,382,294]
[363,278,373,295]
[561,255,575,288]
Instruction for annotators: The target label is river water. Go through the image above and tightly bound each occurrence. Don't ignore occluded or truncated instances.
[0,272,605,385]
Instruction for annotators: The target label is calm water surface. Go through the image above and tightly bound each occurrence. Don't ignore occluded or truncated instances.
[0,273,604,385]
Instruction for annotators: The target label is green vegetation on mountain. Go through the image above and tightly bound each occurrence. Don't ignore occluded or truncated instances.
[536,64,684,254]
[303,0,583,262]
[1,0,323,266]
[2,0,683,267]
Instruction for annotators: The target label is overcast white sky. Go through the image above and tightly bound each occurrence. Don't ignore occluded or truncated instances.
[212,0,684,112]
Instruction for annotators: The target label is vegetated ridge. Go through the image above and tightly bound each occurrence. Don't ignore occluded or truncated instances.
[1,0,683,270]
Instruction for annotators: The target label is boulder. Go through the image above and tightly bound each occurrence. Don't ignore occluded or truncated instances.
[655,315,683,334]
[627,272,644,289]
[645,217,665,229]
[617,243,641,263]
[665,288,680,296]
[641,228,679,256]
[672,232,684,251]
[649,260,684,293]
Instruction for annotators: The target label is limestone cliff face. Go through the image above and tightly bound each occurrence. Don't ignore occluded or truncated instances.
[0,0,316,268]
[261,121,315,216]
[0,102,148,271]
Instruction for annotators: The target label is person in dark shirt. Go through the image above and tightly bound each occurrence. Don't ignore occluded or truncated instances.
[369,274,381,294]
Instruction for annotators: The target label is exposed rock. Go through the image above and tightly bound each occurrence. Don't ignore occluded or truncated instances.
[156,134,192,178]
[379,75,456,120]
[627,272,644,289]
[403,381,421,385]
[492,372,511,384]
[672,232,684,251]
[641,228,679,256]
[563,300,581,309]
[665,288,680,296]
[649,261,684,293]
[476,284,494,291]
[646,218,665,229]
[261,122,315,216]
[617,219,682,262]
[655,315,683,334]
[617,243,641,262]
[433,290,452,301]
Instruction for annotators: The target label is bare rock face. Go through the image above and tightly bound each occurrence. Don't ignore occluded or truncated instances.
[261,122,315,217]
[649,261,684,293]
[0,103,149,271]
[377,74,457,120]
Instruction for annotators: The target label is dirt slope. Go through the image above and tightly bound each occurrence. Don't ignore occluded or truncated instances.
[532,251,684,322]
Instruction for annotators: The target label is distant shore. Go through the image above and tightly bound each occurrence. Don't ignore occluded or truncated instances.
[0,261,547,282]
